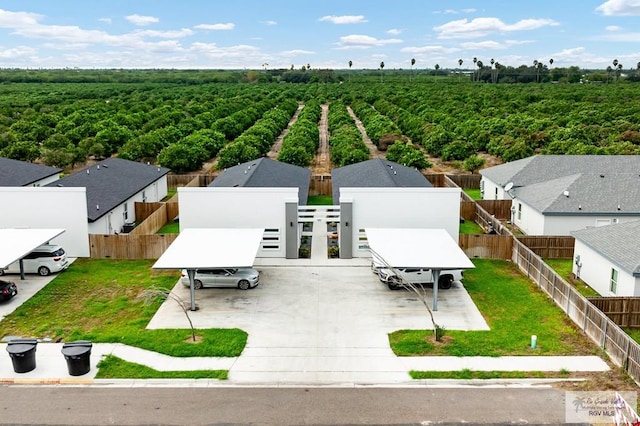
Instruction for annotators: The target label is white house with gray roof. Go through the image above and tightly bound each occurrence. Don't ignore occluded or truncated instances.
[47,158,170,235]
[480,155,640,235]
[0,157,61,187]
[571,221,640,296]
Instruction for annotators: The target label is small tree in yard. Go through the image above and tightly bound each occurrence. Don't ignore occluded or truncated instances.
[463,155,485,173]
[140,286,197,342]
[370,249,445,342]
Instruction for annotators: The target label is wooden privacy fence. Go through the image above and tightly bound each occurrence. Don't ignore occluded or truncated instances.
[589,298,640,329]
[166,174,214,189]
[459,234,513,259]
[309,175,332,197]
[511,237,640,384]
[130,202,179,235]
[89,234,177,259]
[516,236,575,259]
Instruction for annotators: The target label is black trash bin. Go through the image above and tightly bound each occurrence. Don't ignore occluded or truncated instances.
[61,340,92,376]
[6,338,38,373]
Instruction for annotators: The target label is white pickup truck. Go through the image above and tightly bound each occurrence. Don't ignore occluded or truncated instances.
[377,267,463,290]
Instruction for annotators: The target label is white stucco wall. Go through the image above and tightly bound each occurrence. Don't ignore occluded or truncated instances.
[31,174,60,187]
[481,177,511,200]
[178,187,298,258]
[511,199,545,235]
[0,187,90,257]
[573,239,639,296]
[339,187,461,258]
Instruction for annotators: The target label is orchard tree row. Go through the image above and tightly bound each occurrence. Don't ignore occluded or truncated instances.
[327,101,369,167]
[278,101,321,167]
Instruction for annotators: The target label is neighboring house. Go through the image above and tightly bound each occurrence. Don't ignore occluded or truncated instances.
[571,220,640,296]
[331,158,432,202]
[480,155,640,235]
[47,158,170,234]
[0,157,61,187]
[210,157,311,205]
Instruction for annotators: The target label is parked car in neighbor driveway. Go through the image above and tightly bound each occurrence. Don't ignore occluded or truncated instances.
[378,267,463,290]
[181,268,260,290]
[0,244,68,277]
[0,279,18,301]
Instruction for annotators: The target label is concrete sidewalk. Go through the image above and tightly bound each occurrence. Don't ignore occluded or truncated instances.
[0,342,609,386]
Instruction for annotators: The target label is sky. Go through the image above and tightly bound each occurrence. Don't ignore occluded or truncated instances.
[0,0,639,70]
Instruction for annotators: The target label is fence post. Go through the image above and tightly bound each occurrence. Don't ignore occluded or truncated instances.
[601,316,608,348]
[566,285,571,313]
[624,338,631,371]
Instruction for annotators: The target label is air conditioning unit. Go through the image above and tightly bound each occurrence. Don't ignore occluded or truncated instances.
[122,223,135,233]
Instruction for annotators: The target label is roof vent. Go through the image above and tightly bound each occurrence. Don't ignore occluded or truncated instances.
[147,162,150,166]
[157,167,160,172]
[563,190,569,197]
[56,184,63,187]
[96,204,100,210]
[244,170,247,174]
[578,205,582,210]
[600,174,605,178]
[103,164,108,168]
[394,170,397,175]
[618,204,621,211]
[97,165,100,170]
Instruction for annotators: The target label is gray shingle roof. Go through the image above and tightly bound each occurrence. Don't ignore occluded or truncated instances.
[572,220,640,276]
[331,159,432,201]
[480,155,640,214]
[47,158,170,222]
[210,157,311,205]
[0,157,61,186]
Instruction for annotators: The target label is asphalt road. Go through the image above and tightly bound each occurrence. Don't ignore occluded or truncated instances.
[0,386,581,425]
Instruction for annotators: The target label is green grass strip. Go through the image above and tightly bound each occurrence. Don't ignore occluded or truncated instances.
[410,369,570,380]
[96,355,227,379]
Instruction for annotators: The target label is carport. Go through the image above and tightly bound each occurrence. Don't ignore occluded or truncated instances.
[366,228,474,310]
[152,228,263,311]
[0,228,66,280]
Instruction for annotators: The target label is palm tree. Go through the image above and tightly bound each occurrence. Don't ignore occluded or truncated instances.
[549,58,554,67]
[379,61,385,83]
[476,60,483,82]
[348,60,353,82]
[458,58,463,80]
[606,65,613,83]
[617,63,623,81]
[637,61,640,77]
[434,63,440,76]
[533,59,539,83]
[490,58,495,83]
[472,57,477,81]
[306,63,310,70]
[494,61,501,83]
[410,58,416,81]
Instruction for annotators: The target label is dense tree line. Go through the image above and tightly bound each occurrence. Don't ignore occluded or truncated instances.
[277,101,321,167]
[327,101,369,167]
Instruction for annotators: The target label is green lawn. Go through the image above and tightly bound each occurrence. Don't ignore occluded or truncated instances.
[96,356,227,379]
[544,259,600,297]
[0,259,247,358]
[389,259,594,357]
[156,221,180,234]
[464,189,482,200]
[459,220,484,234]
[307,195,333,205]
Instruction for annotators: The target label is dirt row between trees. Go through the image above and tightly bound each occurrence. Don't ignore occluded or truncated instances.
[346,106,384,160]
[311,104,331,175]
[267,103,304,160]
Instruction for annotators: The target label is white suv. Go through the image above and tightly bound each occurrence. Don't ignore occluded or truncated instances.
[0,244,69,276]
[378,267,463,290]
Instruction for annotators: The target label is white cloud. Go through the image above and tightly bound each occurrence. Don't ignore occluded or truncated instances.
[125,14,159,26]
[0,9,41,27]
[0,45,36,58]
[135,29,194,38]
[606,25,623,31]
[336,34,402,50]
[98,18,112,25]
[596,30,640,41]
[387,28,402,35]
[433,8,477,15]
[281,49,315,56]
[319,15,367,24]
[194,23,235,30]
[460,40,507,50]
[596,0,640,16]
[434,17,559,39]
[262,20,277,26]
[401,45,460,54]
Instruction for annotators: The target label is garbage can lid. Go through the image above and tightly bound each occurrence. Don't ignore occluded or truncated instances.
[6,339,38,354]
[61,341,92,356]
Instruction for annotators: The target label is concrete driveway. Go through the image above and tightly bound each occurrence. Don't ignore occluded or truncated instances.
[147,265,488,384]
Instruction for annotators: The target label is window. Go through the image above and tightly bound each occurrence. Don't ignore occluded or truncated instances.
[123,203,129,222]
[596,219,611,227]
[142,191,147,202]
[610,268,618,294]
[517,203,522,220]
[494,187,498,200]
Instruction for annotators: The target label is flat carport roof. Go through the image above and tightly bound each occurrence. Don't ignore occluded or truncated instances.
[153,228,264,310]
[0,228,66,279]
[366,228,474,310]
